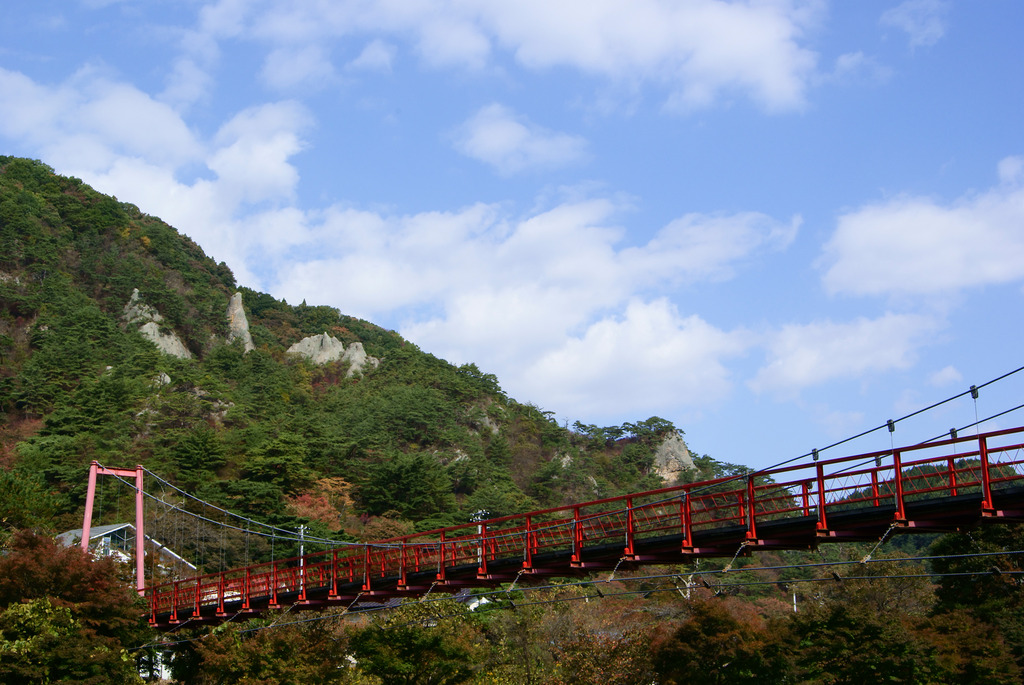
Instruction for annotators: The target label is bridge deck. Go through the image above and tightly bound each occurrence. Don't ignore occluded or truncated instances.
[146,427,1024,628]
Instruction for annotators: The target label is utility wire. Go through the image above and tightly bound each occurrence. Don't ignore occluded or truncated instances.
[140,467,352,546]
[135,560,1024,651]
[122,366,1024,571]
[97,464,348,546]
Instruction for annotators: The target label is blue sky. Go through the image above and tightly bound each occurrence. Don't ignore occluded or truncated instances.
[3,0,1024,469]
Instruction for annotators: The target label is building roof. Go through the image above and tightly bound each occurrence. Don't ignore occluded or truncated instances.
[56,522,135,547]
[56,523,196,569]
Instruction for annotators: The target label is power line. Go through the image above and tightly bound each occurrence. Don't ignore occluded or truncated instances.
[119,365,1024,581]
[96,464,350,546]
[135,558,1024,651]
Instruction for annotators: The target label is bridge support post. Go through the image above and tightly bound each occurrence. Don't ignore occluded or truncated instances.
[815,463,828,531]
[979,436,994,512]
[477,523,488,577]
[893,450,906,521]
[81,461,147,596]
[437,531,447,583]
[522,516,534,571]
[329,549,339,599]
[745,476,757,540]
[243,568,251,610]
[217,573,226,616]
[362,545,372,592]
[81,462,99,553]
[269,561,279,609]
[571,507,583,566]
[399,542,408,589]
[680,489,692,551]
[624,498,635,557]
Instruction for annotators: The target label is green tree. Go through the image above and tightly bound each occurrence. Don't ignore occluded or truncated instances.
[0,467,65,542]
[651,600,789,684]
[783,603,938,684]
[173,424,228,483]
[0,597,140,684]
[930,523,1024,668]
[348,599,481,684]
[917,609,1020,684]
[357,451,455,521]
[179,612,367,684]
[243,432,314,495]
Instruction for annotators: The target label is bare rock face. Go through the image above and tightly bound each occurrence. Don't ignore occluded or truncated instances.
[286,332,346,365]
[226,292,254,353]
[653,431,695,483]
[123,288,162,325]
[340,341,380,377]
[122,289,192,359]
[286,334,380,376]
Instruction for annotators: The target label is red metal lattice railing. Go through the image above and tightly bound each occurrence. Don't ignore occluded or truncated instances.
[147,426,1024,625]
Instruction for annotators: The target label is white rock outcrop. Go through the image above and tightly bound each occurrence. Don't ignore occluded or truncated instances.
[123,288,162,325]
[286,333,379,376]
[286,332,346,365]
[652,431,696,483]
[340,341,380,377]
[226,292,254,353]
[122,289,192,359]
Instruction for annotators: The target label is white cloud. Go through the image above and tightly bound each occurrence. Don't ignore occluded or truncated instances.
[998,156,1024,185]
[522,299,749,419]
[262,45,335,90]
[821,158,1024,296]
[623,212,800,285]
[77,79,202,165]
[348,40,396,72]
[750,313,942,394]
[816,407,867,441]
[161,57,214,109]
[270,198,798,327]
[416,17,491,70]
[880,0,950,49]
[0,67,202,172]
[825,52,892,85]
[272,200,618,320]
[258,196,795,421]
[212,0,823,112]
[452,104,588,175]
[0,67,75,145]
[197,0,254,39]
[0,66,320,289]
[929,365,962,387]
[209,101,310,204]
[82,0,132,8]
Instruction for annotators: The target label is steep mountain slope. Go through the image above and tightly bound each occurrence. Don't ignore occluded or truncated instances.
[0,156,712,553]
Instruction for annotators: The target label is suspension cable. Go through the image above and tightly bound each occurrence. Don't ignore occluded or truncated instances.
[135,555,1024,651]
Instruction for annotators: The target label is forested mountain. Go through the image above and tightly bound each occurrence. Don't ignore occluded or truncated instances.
[2,156,1022,684]
[0,155,692,545]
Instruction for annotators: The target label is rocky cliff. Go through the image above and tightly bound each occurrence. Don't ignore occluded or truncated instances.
[122,289,192,359]
[286,332,380,376]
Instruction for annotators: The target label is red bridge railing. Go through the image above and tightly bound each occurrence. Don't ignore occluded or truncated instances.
[146,425,1024,626]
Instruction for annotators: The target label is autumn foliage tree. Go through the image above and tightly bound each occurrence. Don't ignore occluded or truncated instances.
[651,599,789,684]
[0,530,152,683]
[180,611,366,684]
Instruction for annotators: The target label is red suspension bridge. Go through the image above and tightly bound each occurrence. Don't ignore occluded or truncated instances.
[107,424,1024,629]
